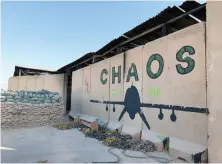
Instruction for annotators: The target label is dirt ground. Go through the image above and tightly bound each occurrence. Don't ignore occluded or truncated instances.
[1,125,181,163]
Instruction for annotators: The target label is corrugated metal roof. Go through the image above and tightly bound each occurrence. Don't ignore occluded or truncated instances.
[13,66,58,76]
[50,1,207,73]
[57,52,95,73]
[179,1,206,21]
[95,3,204,56]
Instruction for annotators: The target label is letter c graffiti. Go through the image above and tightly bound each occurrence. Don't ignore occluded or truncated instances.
[100,69,108,84]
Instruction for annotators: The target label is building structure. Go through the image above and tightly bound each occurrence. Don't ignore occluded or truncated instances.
[8,1,222,162]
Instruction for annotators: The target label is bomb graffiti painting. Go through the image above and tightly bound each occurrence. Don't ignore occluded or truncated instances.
[90,84,209,130]
[90,85,151,129]
[90,45,209,130]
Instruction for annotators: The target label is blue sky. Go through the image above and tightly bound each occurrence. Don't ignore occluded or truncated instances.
[1,1,186,89]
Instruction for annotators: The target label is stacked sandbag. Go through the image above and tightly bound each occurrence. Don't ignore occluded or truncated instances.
[1,89,65,128]
[1,90,64,105]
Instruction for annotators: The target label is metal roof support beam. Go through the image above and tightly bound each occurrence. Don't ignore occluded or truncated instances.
[130,42,140,47]
[177,6,202,23]
[167,24,178,32]
[62,3,206,72]
[20,69,27,76]
[117,47,121,54]
[142,35,156,42]
[161,24,168,36]
[98,3,206,57]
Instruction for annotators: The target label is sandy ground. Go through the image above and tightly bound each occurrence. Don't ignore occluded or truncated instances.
[1,125,179,163]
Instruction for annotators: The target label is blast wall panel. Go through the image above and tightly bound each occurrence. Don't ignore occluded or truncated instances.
[123,46,143,129]
[43,74,64,96]
[8,74,65,97]
[90,59,110,120]
[142,23,207,145]
[109,53,124,123]
[82,66,92,115]
[206,1,222,162]
[70,23,207,146]
[18,76,27,90]
[71,69,83,114]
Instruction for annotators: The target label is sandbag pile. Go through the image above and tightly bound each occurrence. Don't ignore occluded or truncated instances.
[1,89,65,128]
[1,89,62,104]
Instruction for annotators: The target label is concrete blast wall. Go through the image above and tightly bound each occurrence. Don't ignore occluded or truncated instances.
[8,74,65,98]
[71,23,207,146]
[206,1,222,162]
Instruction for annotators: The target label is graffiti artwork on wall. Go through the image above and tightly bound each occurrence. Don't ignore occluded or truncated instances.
[90,85,209,130]
[85,79,89,92]
[148,87,161,97]
[111,87,161,97]
[90,45,209,130]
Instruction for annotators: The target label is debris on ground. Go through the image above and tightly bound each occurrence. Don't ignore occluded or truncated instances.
[54,123,72,130]
[104,136,119,146]
[82,128,91,133]
[72,122,156,153]
[72,123,87,129]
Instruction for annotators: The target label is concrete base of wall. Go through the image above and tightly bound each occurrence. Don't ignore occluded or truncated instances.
[107,121,123,132]
[141,130,168,152]
[79,115,98,131]
[96,117,108,127]
[169,137,207,163]
[121,125,141,140]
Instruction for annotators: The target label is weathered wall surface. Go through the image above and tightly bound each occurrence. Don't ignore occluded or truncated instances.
[206,1,222,162]
[8,74,65,98]
[91,59,110,120]
[123,46,143,129]
[70,23,207,145]
[71,69,83,114]
[109,53,124,123]
[8,76,19,91]
[82,66,92,115]
[142,22,207,145]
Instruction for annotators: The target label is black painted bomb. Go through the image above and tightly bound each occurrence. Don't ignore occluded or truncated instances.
[90,45,209,130]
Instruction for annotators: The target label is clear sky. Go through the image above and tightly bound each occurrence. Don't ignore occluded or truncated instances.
[1,1,187,90]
